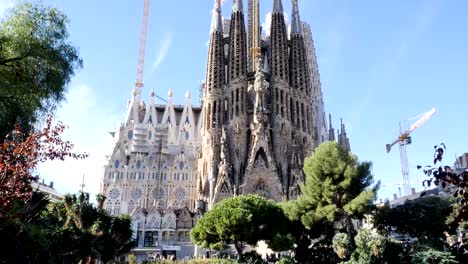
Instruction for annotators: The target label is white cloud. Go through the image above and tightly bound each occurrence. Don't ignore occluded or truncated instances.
[152,32,174,72]
[37,83,124,200]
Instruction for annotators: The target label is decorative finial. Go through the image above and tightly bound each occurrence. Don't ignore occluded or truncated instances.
[132,89,137,97]
[256,57,263,72]
[150,90,155,97]
[168,89,173,98]
[185,90,191,99]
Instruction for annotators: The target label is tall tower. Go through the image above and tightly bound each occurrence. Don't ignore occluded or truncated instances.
[199,0,225,209]
[221,0,249,200]
[302,21,328,144]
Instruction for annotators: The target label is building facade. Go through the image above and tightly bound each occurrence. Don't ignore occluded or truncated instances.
[99,0,350,260]
[196,0,347,209]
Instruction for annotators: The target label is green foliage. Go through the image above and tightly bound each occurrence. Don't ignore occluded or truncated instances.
[191,194,293,257]
[411,245,457,264]
[276,256,295,264]
[333,233,351,259]
[47,192,135,263]
[0,191,134,263]
[0,2,82,138]
[343,228,405,264]
[374,196,451,246]
[282,142,377,262]
[293,141,377,229]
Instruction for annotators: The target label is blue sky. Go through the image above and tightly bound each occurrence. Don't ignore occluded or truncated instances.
[2,0,467,201]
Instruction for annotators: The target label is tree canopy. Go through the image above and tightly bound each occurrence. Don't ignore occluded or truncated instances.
[0,2,82,138]
[190,194,293,257]
[282,141,378,262]
[374,196,451,245]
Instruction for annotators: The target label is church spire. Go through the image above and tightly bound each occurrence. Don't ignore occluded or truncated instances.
[329,114,336,141]
[210,0,223,34]
[291,0,302,35]
[270,0,289,82]
[233,0,243,13]
[228,0,248,81]
[338,118,351,151]
[273,0,284,14]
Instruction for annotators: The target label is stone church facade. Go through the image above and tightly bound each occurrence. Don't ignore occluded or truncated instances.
[99,0,350,259]
[196,0,349,209]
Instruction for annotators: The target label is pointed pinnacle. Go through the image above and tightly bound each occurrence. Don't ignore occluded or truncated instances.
[233,0,243,13]
[273,0,284,14]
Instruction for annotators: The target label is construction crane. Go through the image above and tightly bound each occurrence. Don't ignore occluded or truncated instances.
[386,107,437,196]
[248,0,260,71]
[134,0,150,99]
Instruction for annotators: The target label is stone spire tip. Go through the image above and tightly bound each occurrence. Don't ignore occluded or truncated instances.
[273,0,284,14]
[232,0,243,12]
[291,0,302,34]
[210,0,223,34]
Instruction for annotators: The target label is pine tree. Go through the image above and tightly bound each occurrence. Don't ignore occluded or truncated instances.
[283,141,378,261]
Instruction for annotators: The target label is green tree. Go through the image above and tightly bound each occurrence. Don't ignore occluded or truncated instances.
[283,142,378,262]
[0,2,82,138]
[374,196,451,247]
[47,192,135,263]
[411,245,457,264]
[343,228,406,264]
[190,194,293,258]
[418,144,468,262]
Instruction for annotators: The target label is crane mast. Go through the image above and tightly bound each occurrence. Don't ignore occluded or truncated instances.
[134,0,150,99]
[386,108,436,196]
[248,0,260,71]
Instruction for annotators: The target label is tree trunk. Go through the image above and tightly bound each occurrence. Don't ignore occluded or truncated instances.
[234,241,243,260]
[343,216,356,250]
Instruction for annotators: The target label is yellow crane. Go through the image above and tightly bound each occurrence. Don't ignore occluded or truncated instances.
[386,107,437,196]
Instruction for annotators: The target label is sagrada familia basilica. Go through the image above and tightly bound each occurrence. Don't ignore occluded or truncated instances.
[100,0,350,258]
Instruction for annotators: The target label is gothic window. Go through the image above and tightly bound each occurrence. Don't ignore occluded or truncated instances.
[220,183,229,194]
[301,103,306,132]
[207,103,211,129]
[255,180,266,191]
[131,188,142,200]
[148,131,152,140]
[113,208,120,215]
[136,160,142,169]
[174,188,187,208]
[290,98,294,122]
[185,131,189,140]
[128,201,135,214]
[128,130,133,140]
[114,160,120,169]
[108,188,120,200]
[179,161,184,170]
[144,231,157,247]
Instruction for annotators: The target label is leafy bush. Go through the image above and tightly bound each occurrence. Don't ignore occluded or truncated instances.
[411,246,456,264]
[276,256,295,264]
[333,233,351,259]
